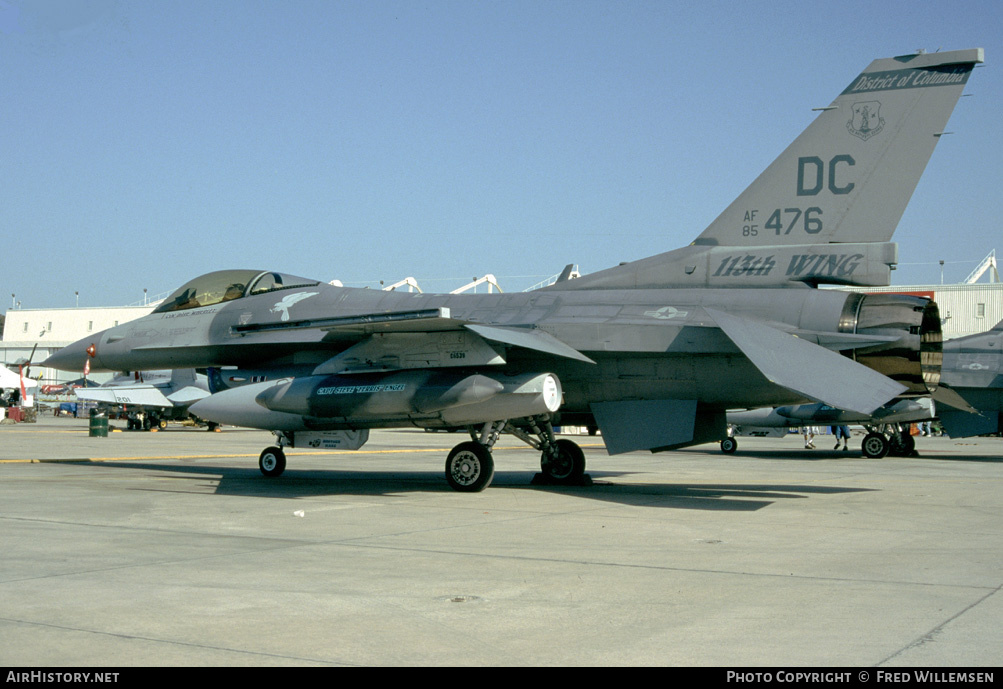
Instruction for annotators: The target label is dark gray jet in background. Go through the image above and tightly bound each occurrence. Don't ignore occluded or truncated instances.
[725,397,936,458]
[937,318,1003,437]
[46,49,983,491]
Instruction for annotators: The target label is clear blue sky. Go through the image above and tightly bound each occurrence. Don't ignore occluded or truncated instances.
[2,0,1000,309]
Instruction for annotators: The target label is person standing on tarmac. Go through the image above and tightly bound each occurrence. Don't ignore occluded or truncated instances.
[832,425,851,451]
[801,426,815,449]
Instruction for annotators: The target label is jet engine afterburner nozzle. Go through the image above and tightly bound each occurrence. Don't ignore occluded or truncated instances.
[839,293,943,396]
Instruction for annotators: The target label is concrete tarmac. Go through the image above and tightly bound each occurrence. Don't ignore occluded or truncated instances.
[1,418,1000,666]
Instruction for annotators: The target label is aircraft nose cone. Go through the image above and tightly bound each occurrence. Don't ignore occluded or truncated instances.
[43,337,100,372]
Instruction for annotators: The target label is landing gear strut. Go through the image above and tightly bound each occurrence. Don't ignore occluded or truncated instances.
[506,415,587,485]
[443,415,588,492]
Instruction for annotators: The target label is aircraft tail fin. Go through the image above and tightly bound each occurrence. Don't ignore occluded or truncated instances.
[693,48,983,248]
[556,49,983,292]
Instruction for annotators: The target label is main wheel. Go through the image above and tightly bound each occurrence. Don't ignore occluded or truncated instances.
[541,438,586,483]
[259,446,287,477]
[445,442,495,492]
[861,432,889,459]
[889,433,915,456]
[720,437,738,454]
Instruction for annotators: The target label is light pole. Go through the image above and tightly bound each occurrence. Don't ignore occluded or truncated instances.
[939,260,945,285]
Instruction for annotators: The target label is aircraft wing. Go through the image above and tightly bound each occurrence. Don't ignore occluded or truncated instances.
[75,385,176,408]
[930,385,979,414]
[705,308,906,415]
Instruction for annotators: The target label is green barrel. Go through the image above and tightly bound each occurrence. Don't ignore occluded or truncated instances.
[89,409,108,438]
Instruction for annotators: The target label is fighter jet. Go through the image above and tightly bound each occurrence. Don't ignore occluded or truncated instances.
[725,397,936,458]
[45,49,983,491]
[73,369,211,430]
[936,318,1003,437]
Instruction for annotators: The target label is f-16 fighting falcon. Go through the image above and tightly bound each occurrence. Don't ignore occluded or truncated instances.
[46,49,983,491]
[724,397,936,458]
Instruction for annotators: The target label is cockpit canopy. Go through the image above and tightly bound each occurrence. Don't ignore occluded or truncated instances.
[153,270,320,313]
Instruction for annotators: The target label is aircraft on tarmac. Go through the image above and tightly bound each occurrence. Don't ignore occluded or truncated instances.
[45,49,983,491]
[0,364,38,393]
[724,397,936,458]
[73,369,211,430]
[936,318,1003,437]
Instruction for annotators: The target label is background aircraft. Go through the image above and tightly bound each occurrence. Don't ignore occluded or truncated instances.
[46,49,983,491]
[0,364,38,404]
[725,398,935,457]
[936,318,1003,437]
[73,369,211,430]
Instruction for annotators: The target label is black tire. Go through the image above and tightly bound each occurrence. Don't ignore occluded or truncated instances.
[259,446,287,477]
[861,432,889,459]
[889,433,915,456]
[720,437,738,454]
[445,442,495,492]
[541,438,586,483]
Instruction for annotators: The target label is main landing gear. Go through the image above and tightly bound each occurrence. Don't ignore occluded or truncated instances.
[861,424,917,459]
[252,417,588,493]
[444,415,588,492]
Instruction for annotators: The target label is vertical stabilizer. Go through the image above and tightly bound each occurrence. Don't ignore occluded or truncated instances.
[693,49,983,247]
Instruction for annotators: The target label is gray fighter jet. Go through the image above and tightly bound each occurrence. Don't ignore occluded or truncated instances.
[74,369,211,430]
[937,318,1003,437]
[725,397,936,458]
[45,49,983,491]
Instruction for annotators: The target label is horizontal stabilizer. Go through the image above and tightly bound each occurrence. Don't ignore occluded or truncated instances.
[931,385,979,414]
[706,308,906,415]
[464,324,596,363]
[796,330,901,351]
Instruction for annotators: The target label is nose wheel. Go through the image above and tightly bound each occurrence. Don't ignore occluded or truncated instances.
[259,446,287,477]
